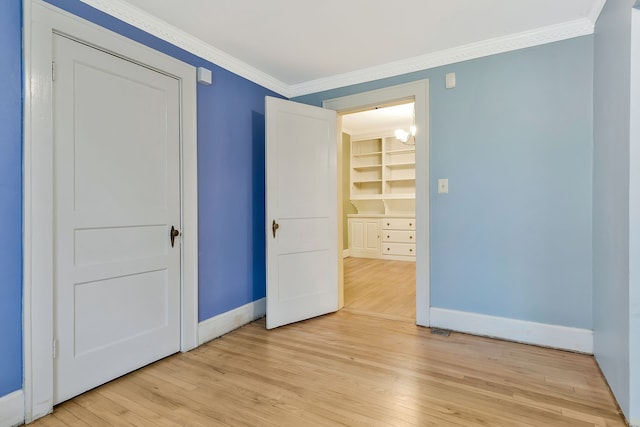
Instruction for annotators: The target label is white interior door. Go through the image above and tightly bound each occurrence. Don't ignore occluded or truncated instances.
[53,34,181,403]
[266,97,338,329]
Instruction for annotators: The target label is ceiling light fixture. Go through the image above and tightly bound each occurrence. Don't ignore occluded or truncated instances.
[395,125,416,145]
[395,104,416,145]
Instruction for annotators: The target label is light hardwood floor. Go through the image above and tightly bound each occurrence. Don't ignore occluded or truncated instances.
[30,259,626,426]
[343,257,415,322]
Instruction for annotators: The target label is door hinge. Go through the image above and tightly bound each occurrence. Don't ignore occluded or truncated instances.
[52,338,58,359]
[52,61,56,82]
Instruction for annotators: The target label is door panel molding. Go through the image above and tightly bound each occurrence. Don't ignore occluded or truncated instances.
[23,0,198,422]
[323,80,430,327]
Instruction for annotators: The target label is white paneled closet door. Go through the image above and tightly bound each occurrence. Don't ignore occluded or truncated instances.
[52,34,181,404]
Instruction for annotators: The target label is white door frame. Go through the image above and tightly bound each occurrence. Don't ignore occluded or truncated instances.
[323,80,430,327]
[22,0,198,422]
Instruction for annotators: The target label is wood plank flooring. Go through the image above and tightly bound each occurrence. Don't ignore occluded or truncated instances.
[30,258,626,426]
[343,257,415,322]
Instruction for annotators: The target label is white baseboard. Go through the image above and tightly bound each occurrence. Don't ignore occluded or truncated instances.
[0,390,24,427]
[343,249,351,258]
[198,298,266,346]
[429,307,594,354]
[349,250,379,259]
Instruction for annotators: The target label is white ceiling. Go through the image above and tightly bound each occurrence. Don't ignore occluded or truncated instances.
[88,0,605,96]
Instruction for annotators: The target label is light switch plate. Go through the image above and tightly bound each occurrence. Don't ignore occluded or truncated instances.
[438,178,449,194]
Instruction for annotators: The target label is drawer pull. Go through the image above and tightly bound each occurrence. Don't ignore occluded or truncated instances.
[409,223,413,227]
[409,236,413,239]
[410,248,413,252]
[387,222,390,226]
[387,247,390,251]
[387,235,390,239]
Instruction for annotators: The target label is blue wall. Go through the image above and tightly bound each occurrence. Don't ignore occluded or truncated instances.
[40,0,282,320]
[295,37,594,330]
[0,0,24,398]
[0,0,629,415]
[0,0,283,398]
[593,0,634,420]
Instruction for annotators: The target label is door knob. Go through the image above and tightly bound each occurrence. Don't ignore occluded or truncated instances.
[272,220,280,238]
[170,225,180,247]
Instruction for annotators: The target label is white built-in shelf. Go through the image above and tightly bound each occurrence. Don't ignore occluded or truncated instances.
[351,194,383,200]
[383,194,415,199]
[353,179,382,184]
[353,151,383,157]
[386,162,415,168]
[353,164,382,170]
[350,136,416,215]
[386,148,415,155]
[386,178,415,182]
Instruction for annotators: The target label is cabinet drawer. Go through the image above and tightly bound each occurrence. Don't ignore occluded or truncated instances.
[382,243,416,256]
[382,218,415,230]
[382,230,415,243]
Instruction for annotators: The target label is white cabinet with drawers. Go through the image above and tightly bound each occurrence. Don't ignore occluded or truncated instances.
[348,215,415,262]
[381,218,416,261]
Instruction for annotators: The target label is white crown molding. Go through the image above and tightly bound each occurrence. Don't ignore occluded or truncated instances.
[588,0,607,24]
[341,126,354,135]
[80,0,597,99]
[350,129,397,141]
[290,18,595,97]
[79,0,292,97]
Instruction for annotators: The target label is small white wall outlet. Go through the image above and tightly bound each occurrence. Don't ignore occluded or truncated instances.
[445,72,456,89]
[438,178,449,194]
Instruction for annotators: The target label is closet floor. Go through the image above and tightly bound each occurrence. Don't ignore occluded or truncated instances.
[343,257,415,322]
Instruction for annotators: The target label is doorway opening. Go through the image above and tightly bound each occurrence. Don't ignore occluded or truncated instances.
[340,102,417,322]
[323,79,430,327]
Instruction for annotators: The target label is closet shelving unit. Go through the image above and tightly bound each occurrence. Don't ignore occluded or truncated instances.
[350,136,415,214]
[348,135,416,261]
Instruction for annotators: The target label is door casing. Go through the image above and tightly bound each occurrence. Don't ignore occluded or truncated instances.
[23,0,199,422]
[323,80,430,326]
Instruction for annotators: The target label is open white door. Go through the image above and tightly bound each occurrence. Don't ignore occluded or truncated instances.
[266,97,338,329]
